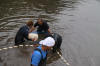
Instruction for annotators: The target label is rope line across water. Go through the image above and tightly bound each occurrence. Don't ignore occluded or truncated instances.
[0,45,31,51]
[0,45,70,66]
[57,51,70,66]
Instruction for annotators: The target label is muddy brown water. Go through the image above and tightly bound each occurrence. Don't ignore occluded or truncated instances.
[0,0,100,66]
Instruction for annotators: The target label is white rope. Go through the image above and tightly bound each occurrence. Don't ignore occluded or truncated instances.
[0,45,70,66]
[0,45,33,51]
[57,51,70,66]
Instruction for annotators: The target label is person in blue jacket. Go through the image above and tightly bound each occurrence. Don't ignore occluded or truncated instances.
[15,20,35,45]
[31,37,55,66]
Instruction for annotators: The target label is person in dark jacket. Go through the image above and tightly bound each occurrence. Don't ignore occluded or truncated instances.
[52,33,62,52]
[15,20,35,45]
[44,33,62,53]
[34,18,51,35]
[31,37,55,66]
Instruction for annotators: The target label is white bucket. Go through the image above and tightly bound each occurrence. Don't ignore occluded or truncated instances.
[28,33,38,41]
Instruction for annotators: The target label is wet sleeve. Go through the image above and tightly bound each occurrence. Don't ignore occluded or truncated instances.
[23,28,30,40]
[46,23,49,29]
[44,22,49,30]
[31,51,41,66]
[34,22,38,27]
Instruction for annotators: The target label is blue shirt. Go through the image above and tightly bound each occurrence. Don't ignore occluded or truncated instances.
[31,45,47,66]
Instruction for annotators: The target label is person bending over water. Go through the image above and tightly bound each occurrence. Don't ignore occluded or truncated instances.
[34,18,51,35]
[15,20,35,45]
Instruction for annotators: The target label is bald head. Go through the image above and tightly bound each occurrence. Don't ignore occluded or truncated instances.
[37,18,43,25]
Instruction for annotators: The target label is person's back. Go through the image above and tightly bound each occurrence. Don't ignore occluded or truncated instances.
[31,37,55,66]
[52,33,62,52]
[15,20,34,45]
[31,45,47,66]
[44,33,62,52]
[15,25,29,45]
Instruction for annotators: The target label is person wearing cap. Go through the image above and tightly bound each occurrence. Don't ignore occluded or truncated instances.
[31,37,55,66]
[15,20,35,45]
[34,18,51,35]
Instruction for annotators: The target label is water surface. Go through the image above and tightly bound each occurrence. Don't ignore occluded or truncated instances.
[0,0,100,66]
